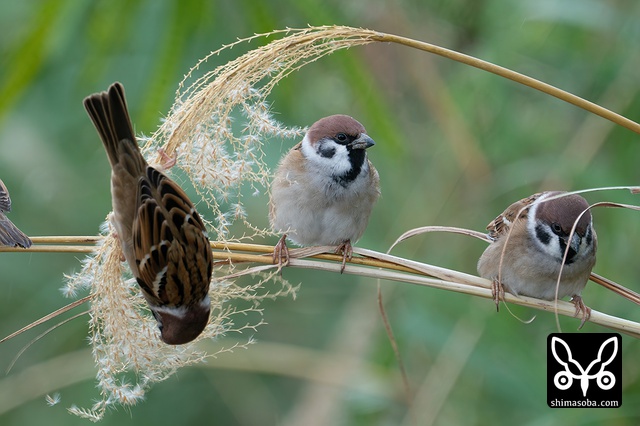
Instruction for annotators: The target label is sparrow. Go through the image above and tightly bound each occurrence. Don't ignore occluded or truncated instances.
[0,179,32,248]
[84,82,213,345]
[269,114,380,272]
[477,191,597,324]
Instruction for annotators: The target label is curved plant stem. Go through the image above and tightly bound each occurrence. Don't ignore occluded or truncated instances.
[370,31,640,134]
[3,236,640,338]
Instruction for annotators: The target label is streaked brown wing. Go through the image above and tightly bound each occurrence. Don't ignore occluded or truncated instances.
[0,213,31,248]
[486,192,543,239]
[0,179,12,212]
[133,166,212,307]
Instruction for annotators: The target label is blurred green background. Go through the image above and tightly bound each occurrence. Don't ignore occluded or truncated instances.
[1,0,639,425]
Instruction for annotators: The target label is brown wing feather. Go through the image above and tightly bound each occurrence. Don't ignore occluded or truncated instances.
[0,213,31,248]
[0,180,30,248]
[486,192,543,239]
[0,180,11,212]
[133,167,212,308]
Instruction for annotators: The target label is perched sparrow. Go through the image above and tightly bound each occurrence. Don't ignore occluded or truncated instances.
[269,115,380,272]
[84,82,213,345]
[477,191,597,324]
[0,179,32,248]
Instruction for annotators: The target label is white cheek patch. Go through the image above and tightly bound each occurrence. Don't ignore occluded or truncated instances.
[301,135,352,177]
[152,296,211,321]
[534,223,563,259]
[526,197,542,246]
[527,193,563,260]
[153,304,188,318]
[199,294,211,310]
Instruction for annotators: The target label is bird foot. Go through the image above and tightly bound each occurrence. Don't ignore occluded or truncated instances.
[570,295,591,329]
[106,213,126,262]
[491,278,505,312]
[273,234,290,269]
[335,240,353,274]
[157,148,177,170]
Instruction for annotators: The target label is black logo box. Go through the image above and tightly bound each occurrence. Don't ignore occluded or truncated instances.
[547,333,621,407]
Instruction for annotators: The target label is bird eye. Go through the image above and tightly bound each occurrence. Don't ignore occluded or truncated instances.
[551,223,562,234]
[335,133,348,143]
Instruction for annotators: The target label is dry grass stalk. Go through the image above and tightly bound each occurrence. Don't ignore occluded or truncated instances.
[61,222,294,420]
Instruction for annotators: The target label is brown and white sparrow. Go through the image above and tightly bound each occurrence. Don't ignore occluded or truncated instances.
[0,179,32,248]
[84,82,213,345]
[269,115,380,272]
[477,191,597,323]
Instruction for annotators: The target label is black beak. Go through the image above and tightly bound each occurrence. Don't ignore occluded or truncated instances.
[349,133,375,150]
[562,233,582,262]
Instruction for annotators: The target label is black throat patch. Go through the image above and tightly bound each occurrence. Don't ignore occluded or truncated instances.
[333,149,366,187]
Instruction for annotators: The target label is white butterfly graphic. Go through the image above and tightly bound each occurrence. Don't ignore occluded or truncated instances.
[551,336,617,397]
